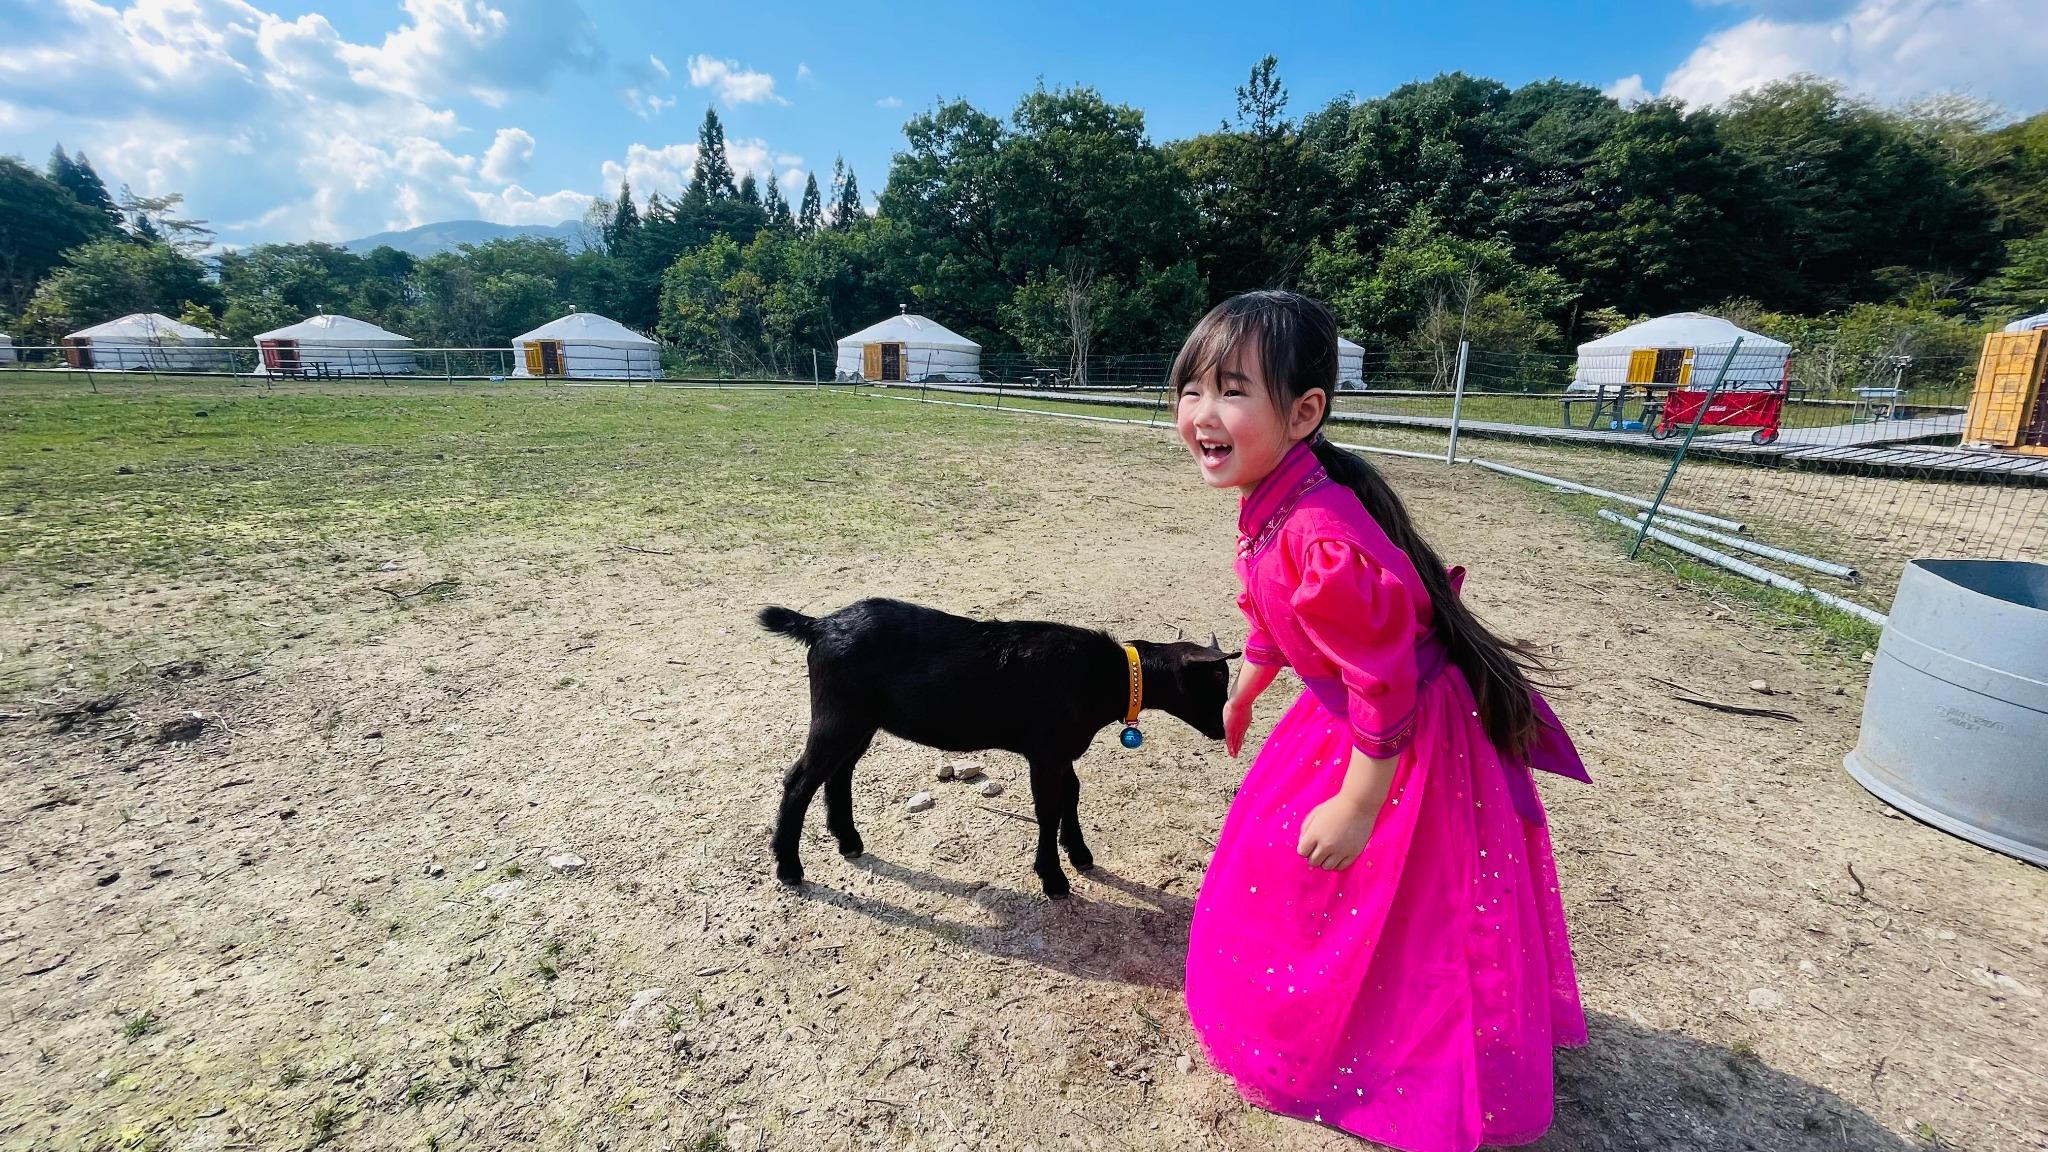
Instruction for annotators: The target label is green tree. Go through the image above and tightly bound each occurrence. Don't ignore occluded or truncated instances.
[831,158,863,228]
[1171,56,1323,294]
[1973,234,2048,320]
[687,108,738,205]
[737,172,761,208]
[763,173,794,229]
[116,187,214,252]
[1555,98,1750,323]
[0,155,113,314]
[798,172,824,234]
[47,145,123,230]
[19,237,217,339]
[1717,78,1998,312]
[606,180,642,253]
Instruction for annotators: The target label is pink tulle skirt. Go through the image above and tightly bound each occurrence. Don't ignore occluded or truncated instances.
[1185,672,1586,1152]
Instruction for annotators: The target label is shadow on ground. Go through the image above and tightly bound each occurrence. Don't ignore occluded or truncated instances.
[808,857,1915,1151]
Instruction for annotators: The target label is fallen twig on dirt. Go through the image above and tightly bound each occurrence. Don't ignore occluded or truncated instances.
[1648,676,1799,721]
[611,544,673,556]
[974,804,1036,824]
[374,579,458,602]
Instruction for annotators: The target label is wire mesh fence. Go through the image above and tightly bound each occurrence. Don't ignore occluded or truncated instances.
[868,339,2041,625]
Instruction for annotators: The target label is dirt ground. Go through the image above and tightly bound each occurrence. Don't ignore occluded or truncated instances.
[2,393,2044,1152]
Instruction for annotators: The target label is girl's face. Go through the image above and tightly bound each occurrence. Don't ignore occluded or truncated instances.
[1175,346,1326,493]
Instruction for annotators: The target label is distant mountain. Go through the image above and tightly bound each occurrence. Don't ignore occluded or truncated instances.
[340,218,589,256]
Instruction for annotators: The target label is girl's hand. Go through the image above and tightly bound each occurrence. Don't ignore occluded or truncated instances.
[1297,792,1379,870]
[1223,695,1255,758]
[1223,662,1279,758]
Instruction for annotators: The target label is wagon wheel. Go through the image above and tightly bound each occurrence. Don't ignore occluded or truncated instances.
[1751,427,1780,446]
[1649,422,1677,441]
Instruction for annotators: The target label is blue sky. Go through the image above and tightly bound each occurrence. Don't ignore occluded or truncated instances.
[1,0,2043,248]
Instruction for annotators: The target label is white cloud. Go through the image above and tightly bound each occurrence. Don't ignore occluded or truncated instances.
[0,0,602,243]
[481,127,535,181]
[686,54,784,106]
[1603,75,1652,106]
[1659,0,2048,111]
[337,0,604,109]
[876,95,903,109]
[602,141,699,200]
[647,53,669,81]
[796,62,813,83]
[601,138,799,200]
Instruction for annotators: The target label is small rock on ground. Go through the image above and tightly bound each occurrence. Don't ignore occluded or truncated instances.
[979,780,1004,798]
[1748,679,1771,694]
[936,763,955,781]
[906,792,935,813]
[1176,1054,1193,1075]
[547,852,587,873]
[949,761,984,782]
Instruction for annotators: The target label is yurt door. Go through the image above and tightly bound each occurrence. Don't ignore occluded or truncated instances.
[261,340,299,372]
[1653,348,1688,384]
[525,340,565,377]
[62,337,93,369]
[879,343,904,381]
[1966,330,2047,448]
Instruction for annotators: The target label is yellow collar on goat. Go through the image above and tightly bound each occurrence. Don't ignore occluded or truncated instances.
[1122,644,1143,729]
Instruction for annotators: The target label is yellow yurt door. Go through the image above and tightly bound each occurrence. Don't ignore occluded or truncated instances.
[1965,331,2047,450]
[863,342,905,381]
[524,340,566,377]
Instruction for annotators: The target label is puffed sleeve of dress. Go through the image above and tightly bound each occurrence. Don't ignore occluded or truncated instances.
[1288,538,1422,759]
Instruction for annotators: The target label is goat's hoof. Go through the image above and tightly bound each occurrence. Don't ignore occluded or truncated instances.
[1067,849,1095,873]
[774,864,805,886]
[1039,875,1072,900]
[836,839,865,859]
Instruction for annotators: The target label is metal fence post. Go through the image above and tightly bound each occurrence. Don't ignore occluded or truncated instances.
[1629,337,1743,560]
[1444,340,1470,464]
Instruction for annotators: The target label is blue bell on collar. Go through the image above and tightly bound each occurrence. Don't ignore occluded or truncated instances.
[1120,725,1144,749]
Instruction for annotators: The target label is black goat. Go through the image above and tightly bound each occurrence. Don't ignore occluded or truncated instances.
[759,598,1234,898]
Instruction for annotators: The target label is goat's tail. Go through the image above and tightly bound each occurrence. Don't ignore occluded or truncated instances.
[757,606,820,645]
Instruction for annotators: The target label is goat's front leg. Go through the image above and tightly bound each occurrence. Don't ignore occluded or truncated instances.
[1027,758,1074,899]
[1059,765,1094,873]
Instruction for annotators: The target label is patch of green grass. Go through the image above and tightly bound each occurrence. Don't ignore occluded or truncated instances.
[308,1102,343,1146]
[404,1079,439,1108]
[348,897,370,916]
[121,1011,158,1041]
[0,382,1035,587]
[277,1063,306,1088]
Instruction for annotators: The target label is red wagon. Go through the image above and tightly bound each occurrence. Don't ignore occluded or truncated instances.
[1651,374,1790,445]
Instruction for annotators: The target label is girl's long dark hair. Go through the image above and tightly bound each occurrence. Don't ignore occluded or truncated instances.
[1171,290,1547,757]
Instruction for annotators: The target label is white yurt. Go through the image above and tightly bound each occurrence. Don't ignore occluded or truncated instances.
[510,310,660,380]
[1572,312,1791,392]
[0,331,15,364]
[835,310,981,383]
[2003,311,2048,333]
[1337,336,1366,390]
[64,313,230,371]
[256,313,416,376]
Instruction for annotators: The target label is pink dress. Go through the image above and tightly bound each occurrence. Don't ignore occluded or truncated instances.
[1185,439,1590,1152]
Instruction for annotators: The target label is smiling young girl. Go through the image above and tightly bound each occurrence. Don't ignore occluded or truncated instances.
[1175,292,1591,1152]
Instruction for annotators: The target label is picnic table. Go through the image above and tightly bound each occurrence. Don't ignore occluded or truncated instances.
[1851,387,1903,423]
[1560,383,1674,431]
